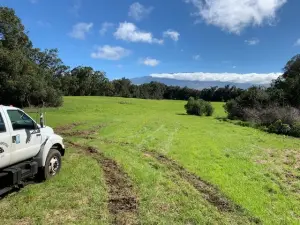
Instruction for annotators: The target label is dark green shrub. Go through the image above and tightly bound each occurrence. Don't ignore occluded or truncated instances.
[290,122,300,137]
[184,97,214,116]
[223,54,300,138]
[268,120,291,134]
[235,121,252,127]
[204,102,214,116]
[224,99,243,119]
[281,124,292,134]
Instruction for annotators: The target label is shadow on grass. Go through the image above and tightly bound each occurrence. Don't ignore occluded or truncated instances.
[0,178,40,200]
[216,117,272,134]
[216,116,260,128]
[215,116,228,121]
[176,113,188,116]
[176,113,216,117]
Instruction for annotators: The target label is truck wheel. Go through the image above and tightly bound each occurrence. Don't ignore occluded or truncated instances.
[39,149,62,180]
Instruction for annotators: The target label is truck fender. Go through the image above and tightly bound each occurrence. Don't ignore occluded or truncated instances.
[35,134,65,167]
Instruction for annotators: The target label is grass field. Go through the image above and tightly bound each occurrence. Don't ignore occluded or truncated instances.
[0,96,299,225]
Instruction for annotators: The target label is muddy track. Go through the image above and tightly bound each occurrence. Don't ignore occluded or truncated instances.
[66,140,139,225]
[55,122,85,133]
[145,151,261,224]
[58,123,258,223]
[56,123,105,139]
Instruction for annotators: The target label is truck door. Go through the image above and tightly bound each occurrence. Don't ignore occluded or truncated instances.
[0,111,12,169]
[5,110,42,165]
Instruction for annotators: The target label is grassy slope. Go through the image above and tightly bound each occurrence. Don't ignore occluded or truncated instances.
[0,96,299,224]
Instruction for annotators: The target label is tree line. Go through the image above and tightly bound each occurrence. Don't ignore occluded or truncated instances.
[224,54,300,137]
[62,75,244,102]
[3,7,300,137]
[0,7,244,107]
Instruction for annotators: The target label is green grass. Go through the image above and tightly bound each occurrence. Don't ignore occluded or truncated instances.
[1,96,299,224]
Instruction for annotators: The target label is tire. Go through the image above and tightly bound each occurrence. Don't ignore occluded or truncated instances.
[38,149,62,181]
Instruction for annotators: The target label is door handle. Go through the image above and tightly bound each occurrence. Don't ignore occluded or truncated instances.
[12,134,21,144]
[36,134,41,137]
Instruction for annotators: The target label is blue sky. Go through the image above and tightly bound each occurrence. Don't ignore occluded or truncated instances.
[1,0,300,83]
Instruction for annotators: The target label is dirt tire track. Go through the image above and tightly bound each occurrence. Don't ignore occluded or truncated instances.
[58,123,258,223]
[145,151,261,224]
[55,122,85,133]
[56,123,105,139]
[66,140,139,225]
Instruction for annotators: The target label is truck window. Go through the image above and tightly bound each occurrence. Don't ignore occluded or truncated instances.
[7,110,35,130]
[0,113,6,133]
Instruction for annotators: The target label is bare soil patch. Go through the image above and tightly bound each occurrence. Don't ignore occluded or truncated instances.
[67,141,139,225]
[56,123,105,139]
[55,122,85,133]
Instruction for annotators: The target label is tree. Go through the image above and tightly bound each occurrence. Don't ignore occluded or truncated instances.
[272,54,300,107]
[0,7,63,107]
[0,7,31,51]
[112,78,132,97]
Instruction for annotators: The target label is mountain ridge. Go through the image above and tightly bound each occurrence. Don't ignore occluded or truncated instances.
[130,76,256,89]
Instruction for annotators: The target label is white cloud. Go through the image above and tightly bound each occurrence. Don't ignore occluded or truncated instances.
[100,22,114,35]
[185,0,287,34]
[91,45,130,60]
[114,22,163,44]
[69,22,93,40]
[294,38,300,46]
[141,57,160,67]
[150,72,281,84]
[163,29,180,42]
[245,38,260,45]
[193,54,201,60]
[128,2,153,21]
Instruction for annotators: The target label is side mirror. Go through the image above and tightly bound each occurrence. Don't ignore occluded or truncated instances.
[34,122,39,130]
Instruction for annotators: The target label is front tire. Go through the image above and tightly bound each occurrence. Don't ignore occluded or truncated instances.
[39,149,62,180]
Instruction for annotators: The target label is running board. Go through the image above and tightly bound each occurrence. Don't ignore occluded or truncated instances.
[0,161,38,194]
[0,186,14,196]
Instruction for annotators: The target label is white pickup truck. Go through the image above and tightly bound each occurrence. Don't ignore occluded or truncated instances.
[0,105,65,195]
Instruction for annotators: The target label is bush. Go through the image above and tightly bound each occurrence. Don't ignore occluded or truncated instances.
[242,106,300,127]
[204,102,214,116]
[223,54,300,137]
[224,86,271,120]
[268,120,291,135]
[259,106,300,125]
[224,99,244,119]
[184,97,214,116]
[235,121,253,127]
[290,122,300,137]
[224,92,300,137]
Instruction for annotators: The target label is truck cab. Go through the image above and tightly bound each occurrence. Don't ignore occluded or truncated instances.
[0,105,65,195]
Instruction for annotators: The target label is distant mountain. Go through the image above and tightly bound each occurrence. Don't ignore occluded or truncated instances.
[130,76,255,89]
